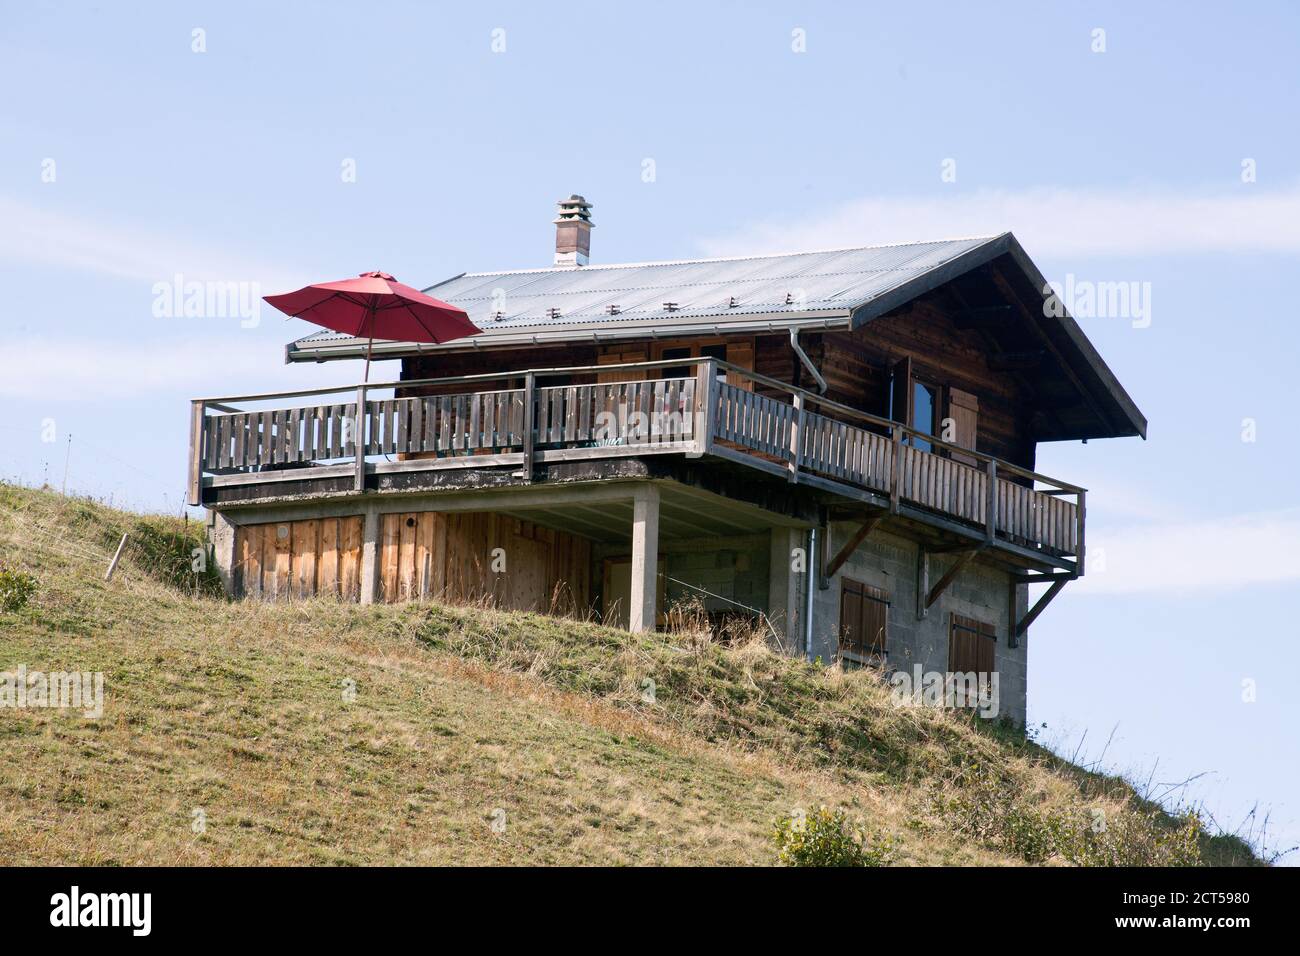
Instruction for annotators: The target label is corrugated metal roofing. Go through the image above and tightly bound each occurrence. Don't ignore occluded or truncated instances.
[289,236,1002,352]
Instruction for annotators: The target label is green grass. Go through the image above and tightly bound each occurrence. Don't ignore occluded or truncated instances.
[0,483,1263,866]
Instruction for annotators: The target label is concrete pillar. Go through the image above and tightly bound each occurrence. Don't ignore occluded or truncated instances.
[209,510,238,597]
[767,527,802,653]
[629,484,660,633]
[360,507,380,604]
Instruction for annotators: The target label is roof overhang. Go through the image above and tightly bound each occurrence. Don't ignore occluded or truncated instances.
[286,310,854,363]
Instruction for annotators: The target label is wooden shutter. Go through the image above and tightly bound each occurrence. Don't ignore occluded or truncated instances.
[890,356,912,426]
[947,387,979,466]
[725,339,755,391]
[596,347,648,384]
[948,614,996,673]
[839,579,864,653]
[839,579,888,661]
[862,585,887,655]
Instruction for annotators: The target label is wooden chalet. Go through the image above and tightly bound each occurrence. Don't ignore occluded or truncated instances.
[189,195,1146,722]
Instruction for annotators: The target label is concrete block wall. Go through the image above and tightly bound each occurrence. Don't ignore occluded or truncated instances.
[591,533,771,623]
[808,522,1029,724]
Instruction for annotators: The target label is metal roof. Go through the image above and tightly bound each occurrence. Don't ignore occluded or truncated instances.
[288,235,1002,358]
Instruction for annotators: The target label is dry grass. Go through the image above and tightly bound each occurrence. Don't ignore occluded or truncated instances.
[0,484,1261,866]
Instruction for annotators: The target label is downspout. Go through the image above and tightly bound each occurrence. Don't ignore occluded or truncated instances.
[804,526,817,661]
[790,328,828,394]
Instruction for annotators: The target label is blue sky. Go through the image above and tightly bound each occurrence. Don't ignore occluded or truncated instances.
[2,1,1297,858]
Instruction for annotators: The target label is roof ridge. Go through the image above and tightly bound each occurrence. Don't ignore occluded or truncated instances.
[440,234,1005,281]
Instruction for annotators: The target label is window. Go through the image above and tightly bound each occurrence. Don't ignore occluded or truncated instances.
[888,357,942,451]
[838,579,889,665]
[660,347,693,380]
[650,339,753,386]
[911,381,938,452]
[701,343,729,383]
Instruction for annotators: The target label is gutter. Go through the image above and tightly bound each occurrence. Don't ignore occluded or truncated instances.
[789,328,828,393]
[804,526,817,661]
[286,313,853,363]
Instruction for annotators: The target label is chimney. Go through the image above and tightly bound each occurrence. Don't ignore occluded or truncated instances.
[553,194,593,266]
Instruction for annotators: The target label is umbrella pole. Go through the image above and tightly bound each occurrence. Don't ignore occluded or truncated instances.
[362,305,375,383]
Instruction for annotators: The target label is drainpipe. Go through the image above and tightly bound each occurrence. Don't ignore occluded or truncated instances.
[804,526,817,661]
[790,328,828,394]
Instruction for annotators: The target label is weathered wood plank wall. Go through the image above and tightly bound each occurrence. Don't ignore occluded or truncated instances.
[236,516,363,600]
[377,512,592,612]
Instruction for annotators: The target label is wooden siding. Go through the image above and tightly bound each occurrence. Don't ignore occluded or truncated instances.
[235,516,363,600]
[806,300,1037,470]
[378,511,592,613]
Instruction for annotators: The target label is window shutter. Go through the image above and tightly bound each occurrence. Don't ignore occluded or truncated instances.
[839,579,888,661]
[839,578,863,653]
[890,356,912,426]
[949,614,996,673]
[725,339,756,391]
[862,584,888,654]
[597,348,647,384]
[947,387,979,466]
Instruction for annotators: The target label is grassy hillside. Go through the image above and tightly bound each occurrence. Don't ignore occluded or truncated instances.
[0,484,1261,866]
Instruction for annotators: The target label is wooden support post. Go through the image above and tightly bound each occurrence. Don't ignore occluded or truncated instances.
[629,485,660,633]
[689,359,716,458]
[824,510,884,580]
[518,371,536,481]
[889,427,903,514]
[104,533,129,582]
[788,392,804,482]
[1015,577,1068,638]
[187,401,205,506]
[354,385,367,493]
[359,508,380,605]
[816,509,831,590]
[925,547,981,610]
[985,458,998,542]
[1075,489,1087,576]
[1007,580,1020,648]
[916,549,929,620]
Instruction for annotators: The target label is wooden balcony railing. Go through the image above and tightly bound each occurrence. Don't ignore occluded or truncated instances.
[710,379,1081,559]
[189,357,1084,567]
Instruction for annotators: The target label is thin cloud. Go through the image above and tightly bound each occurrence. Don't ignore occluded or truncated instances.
[1073,510,1300,596]
[0,195,310,289]
[697,185,1300,259]
[0,338,380,401]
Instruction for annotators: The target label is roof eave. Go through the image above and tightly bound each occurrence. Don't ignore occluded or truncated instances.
[285,311,855,362]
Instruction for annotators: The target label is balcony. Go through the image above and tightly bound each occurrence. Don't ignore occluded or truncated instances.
[188,358,1085,574]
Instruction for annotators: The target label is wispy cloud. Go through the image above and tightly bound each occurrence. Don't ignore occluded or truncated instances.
[698,184,1300,260]
[0,338,380,401]
[0,195,309,289]
[1074,509,1300,596]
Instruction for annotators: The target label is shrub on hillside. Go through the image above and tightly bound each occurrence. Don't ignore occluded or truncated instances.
[99,520,223,597]
[772,807,894,867]
[0,564,37,612]
[934,762,1203,866]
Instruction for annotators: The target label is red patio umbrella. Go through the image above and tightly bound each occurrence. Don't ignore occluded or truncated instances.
[264,271,479,381]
